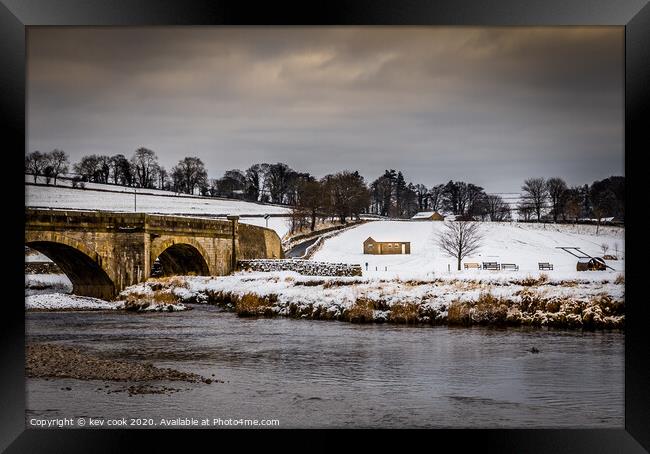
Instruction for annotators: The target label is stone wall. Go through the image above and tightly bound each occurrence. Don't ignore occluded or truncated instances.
[237,223,283,260]
[237,259,362,277]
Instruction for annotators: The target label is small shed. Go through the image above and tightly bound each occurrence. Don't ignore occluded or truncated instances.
[411,211,445,221]
[363,237,411,255]
[576,257,607,271]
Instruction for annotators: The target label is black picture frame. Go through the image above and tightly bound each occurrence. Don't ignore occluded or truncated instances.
[2,0,648,451]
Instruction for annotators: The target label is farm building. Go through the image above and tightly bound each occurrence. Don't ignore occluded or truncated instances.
[411,211,445,221]
[363,237,411,255]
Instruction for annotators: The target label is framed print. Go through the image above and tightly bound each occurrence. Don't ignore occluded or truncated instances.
[2,0,649,451]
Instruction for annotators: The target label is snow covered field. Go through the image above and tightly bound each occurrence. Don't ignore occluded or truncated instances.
[26,174,202,197]
[312,221,624,279]
[26,183,292,237]
[26,184,290,216]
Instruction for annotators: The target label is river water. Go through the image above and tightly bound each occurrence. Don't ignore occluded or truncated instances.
[26,305,624,428]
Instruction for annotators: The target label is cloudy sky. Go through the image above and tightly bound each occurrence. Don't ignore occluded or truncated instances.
[27,27,623,193]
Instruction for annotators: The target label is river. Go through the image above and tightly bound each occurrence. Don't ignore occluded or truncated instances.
[26,305,624,428]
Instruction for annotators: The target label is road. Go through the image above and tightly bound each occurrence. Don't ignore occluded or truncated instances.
[285,237,320,258]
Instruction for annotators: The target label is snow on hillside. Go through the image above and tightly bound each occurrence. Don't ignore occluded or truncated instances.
[25,183,292,237]
[26,184,290,216]
[312,221,624,278]
[26,174,199,197]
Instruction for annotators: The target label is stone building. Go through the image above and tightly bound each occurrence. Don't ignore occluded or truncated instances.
[411,211,445,221]
[363,237,411,255]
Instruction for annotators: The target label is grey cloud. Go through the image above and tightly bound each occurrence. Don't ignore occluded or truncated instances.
[27,27,623,193]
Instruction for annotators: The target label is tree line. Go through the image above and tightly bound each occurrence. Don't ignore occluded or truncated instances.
[518,177,624,226]
[25,148,624,232]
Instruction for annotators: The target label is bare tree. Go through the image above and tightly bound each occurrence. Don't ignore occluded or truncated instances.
[591,189,617,235]
[244,163,269,202]
[484,194,511,221]
[43,149,69,185]
[110,154,133,186]
[600,243,609,256]
[322,171,370,224]
[546,177,568,222]
[521,178,548,222]
[214,169,247,198]
[171,156,208,195]
[296,178,322,231]
[73,155,100,182]
[25,151,46,183]
[131,147,159,188]
[438,221,483,271]
[517,201,534,222]
[266,162,293,204]
[428,184,445,212]
[564,187,583,223]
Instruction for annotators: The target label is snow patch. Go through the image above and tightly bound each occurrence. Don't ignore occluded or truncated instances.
[25,293,123,311]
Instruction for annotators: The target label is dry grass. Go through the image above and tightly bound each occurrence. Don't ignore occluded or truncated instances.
[558,280,579,287]
[234,293,276,317]
[323,279,360,288]
[345,298,375,323]
[516,273,549,287]
[451,280,485,291]
[148,276,190,289]
[151,291,179,304]
[448,293,511,325]
[590,294,625,316]
[447,299,471,325]
[517,288,549,313]
[123,289,180,311]
[388,302,420,324]
[614,274,625,285]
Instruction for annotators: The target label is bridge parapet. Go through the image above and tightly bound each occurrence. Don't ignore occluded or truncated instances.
[26,208,146,232]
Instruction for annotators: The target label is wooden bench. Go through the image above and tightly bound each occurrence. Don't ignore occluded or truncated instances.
[464,262,481,269]
[501,263,519,271]
[538,262,554,270]
[482,262,500,270]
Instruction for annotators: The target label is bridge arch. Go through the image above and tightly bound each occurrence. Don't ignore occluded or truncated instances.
[150,238,211,277]
[25,232,116,300]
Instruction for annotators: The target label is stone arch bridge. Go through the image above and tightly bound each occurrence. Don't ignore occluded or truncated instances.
[25,208,282,299]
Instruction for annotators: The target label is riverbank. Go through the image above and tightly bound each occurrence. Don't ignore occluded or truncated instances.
[120,271,625,329]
